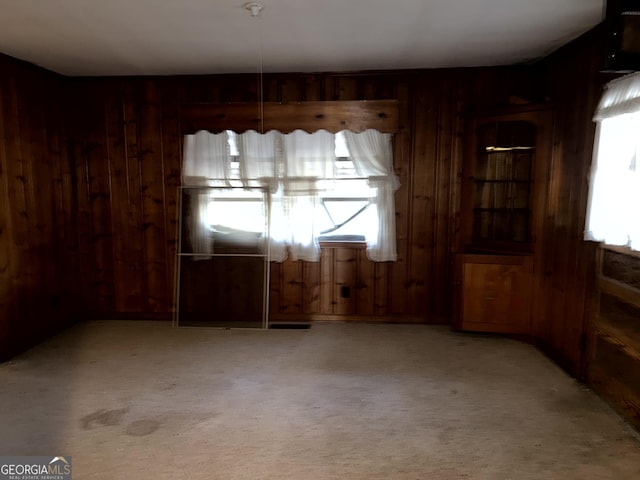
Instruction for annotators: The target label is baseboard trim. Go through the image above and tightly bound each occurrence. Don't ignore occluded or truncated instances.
[268,313,440,324]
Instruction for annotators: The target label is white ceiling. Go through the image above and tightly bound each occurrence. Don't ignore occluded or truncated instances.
[0,0,605,76]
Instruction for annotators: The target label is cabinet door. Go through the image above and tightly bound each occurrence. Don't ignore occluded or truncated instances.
[454,254,532,334]
[460,107,552,254]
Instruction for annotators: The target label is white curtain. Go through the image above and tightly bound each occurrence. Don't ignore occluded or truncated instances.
[586,72,640,250]
[184,188,213,258]
[283,130,336,179]
[236,130,286,260]
[182,129,399,262]
[268,186,288,262]
[343,129,399,261]
[182,131,230,186]
[238,130,280,188]
[281,130,336,262]
[182,131,231,258]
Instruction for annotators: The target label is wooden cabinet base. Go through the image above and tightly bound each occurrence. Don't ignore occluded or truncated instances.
[454,254,532,334]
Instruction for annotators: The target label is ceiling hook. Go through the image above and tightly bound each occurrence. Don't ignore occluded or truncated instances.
[244,3,264,18]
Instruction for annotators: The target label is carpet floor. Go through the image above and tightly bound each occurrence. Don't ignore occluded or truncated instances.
[0,320,639,479]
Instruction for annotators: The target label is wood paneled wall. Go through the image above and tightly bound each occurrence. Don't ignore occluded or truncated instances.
[533,25,614,377]
[70,79,181,318]
[0,54,81,360]
[69,68,538,322]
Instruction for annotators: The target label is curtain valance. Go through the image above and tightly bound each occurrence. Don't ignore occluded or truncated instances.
[182,129,398,186]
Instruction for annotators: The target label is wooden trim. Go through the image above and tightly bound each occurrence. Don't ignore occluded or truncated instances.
[599,276,640,309]
[455,253,531,265]
[318,241,367,249]
[601,244,640,260]
[463,102,555,121]
[268,313,432,324]
[593,321,640,360]
[86,312,173,321]
[180,100,399,134]
[454,321,532,334]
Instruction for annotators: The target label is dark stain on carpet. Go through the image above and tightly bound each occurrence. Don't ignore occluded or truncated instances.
[81,408,129,430]
[126,419,161,436]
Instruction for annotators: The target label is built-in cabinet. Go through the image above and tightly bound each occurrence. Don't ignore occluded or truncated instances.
[454,106,552,334]
[454,254,533,333]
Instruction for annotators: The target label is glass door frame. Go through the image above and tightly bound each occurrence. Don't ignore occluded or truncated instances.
[174,185,271,329]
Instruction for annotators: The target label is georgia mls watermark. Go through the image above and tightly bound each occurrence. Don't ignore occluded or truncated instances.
[0,456,71,480]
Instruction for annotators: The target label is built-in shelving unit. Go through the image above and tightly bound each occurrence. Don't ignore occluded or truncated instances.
[471,121,535,246]
[454,106,552,334]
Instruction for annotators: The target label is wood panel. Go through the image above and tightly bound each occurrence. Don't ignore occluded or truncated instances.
[302,260,320,314]
[389,80,410,315]
[532,25,608,376]
[281,259,303,314]
[160,79,182,316]
[454,253,533,334]
[137,80,169,313]
[320,247,334,314]
[0,54,81,360]
[71,79,182,319]
[121,82,146,312]
[356,248,375,316]
[105,83,135,312]
[334,247,357,315]
[588,246,640,430]
[602,249,640,289]
[74,82,117,313]
[180,100,399,134]
[410,76,436,317]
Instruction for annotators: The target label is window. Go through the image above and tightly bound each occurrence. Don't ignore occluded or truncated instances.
[317,132,374,242]
[203,135,267,251]
[215,131,375,243]
[586,72,640,251]
[182,129,398,262]
[206,188,266,251]
[317,177,375,242]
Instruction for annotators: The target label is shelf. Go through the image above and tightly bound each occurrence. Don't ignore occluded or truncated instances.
[473,208,530,212]
[461,107,549,253]
[456,106,551,336]
[477,147,536,154]
[179,253,267,258]
[473,180,532,184]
